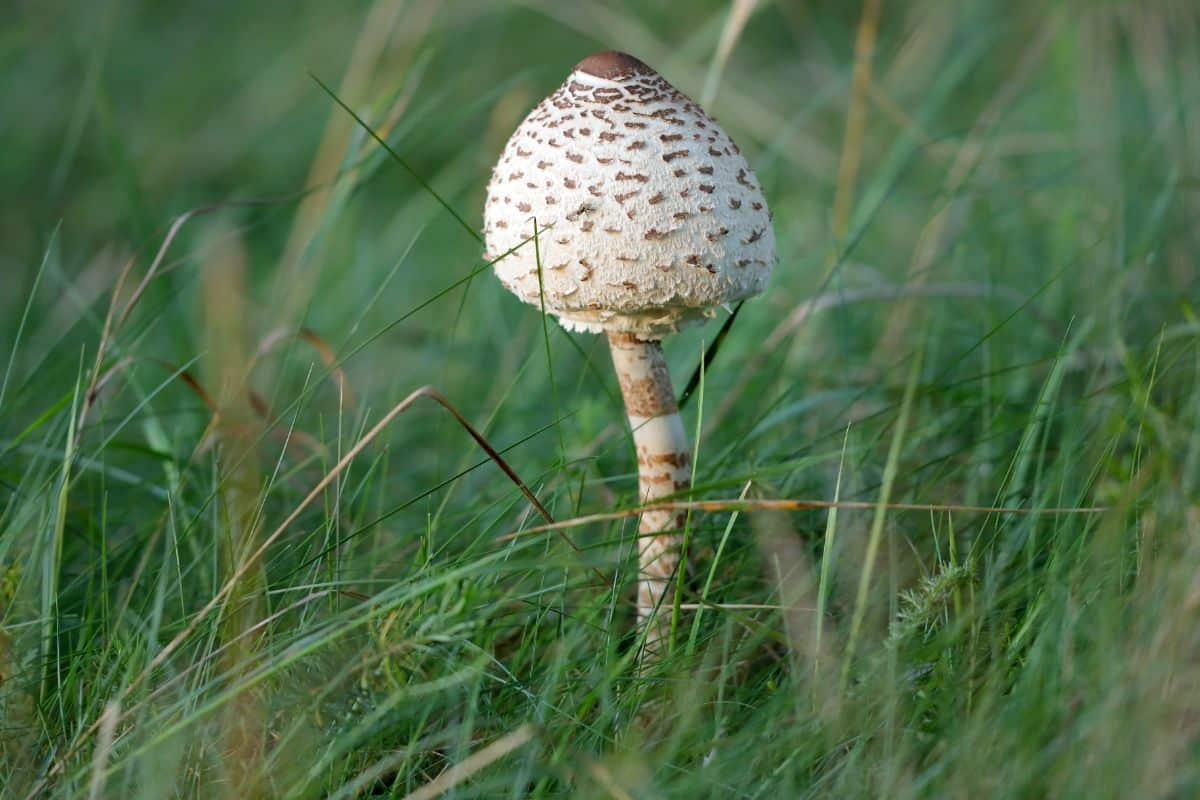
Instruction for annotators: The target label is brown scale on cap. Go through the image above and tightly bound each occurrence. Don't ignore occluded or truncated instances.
[576,50,655,80]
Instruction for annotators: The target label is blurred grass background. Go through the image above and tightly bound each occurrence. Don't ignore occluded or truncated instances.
[2,0,1199,796]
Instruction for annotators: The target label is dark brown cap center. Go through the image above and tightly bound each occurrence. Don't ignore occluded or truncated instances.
[574,50,655,80]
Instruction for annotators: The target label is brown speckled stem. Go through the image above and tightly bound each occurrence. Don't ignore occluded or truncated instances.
[607,332,691,651]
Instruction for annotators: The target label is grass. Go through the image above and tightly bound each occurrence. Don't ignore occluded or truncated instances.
[2,0,1199,796]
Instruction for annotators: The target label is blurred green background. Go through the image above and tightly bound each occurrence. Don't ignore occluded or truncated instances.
[2,1,1199,797]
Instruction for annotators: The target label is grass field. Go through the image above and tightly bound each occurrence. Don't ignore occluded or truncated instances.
[3,1,1199,796]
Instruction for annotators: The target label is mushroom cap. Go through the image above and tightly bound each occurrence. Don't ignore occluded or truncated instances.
[483,51,776,339]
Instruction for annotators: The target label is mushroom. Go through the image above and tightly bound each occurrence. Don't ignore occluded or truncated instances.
[483,51,776,648]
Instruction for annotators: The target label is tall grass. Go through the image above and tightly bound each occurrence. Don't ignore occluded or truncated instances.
[2,0,1198,796]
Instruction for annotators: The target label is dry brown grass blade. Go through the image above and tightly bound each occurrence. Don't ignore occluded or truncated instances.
[79,349,325,460]
[81,184,392,429]
[119,206,244,330]
[252,326,355,408]
[78,356,218,436]
[78,201,281,440]
[299,328,347,397]
[75,204,351,464]
[29,384,557,798]
[502,497,1108,542]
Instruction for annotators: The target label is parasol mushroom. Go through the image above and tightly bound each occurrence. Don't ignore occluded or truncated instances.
[483,50,776,649]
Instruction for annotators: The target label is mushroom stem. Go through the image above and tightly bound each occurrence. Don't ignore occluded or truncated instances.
[607,332,691,650]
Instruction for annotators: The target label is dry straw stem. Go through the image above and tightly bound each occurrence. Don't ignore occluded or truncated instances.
[85,701,120,800]
[701,0,764,106]
[831,0,883,241]
[197,220,270,797]
[502,497,1107,542]
[399,724,536,800]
